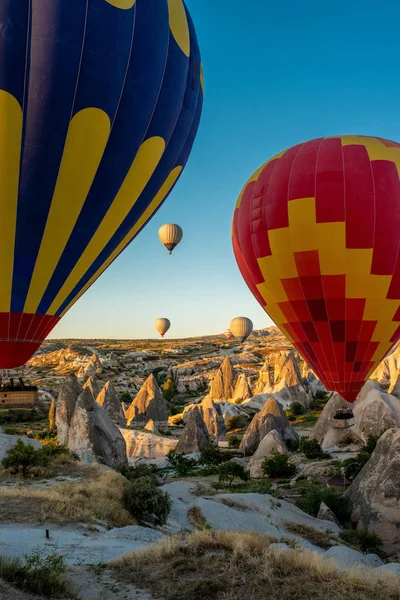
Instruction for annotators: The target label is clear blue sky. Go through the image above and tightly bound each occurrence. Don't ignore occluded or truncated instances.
[50,0,400,339]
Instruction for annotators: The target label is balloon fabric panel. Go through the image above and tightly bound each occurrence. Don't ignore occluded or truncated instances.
[0,0,202,367]
[232,136,400,402]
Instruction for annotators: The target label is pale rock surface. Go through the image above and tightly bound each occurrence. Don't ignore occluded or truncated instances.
[56,374,83,446]
[316,502,339,526]
[209,356,237,400]
[125,374,168,427]
[240,397,297,452]
[0,433,42,462]
[120,428,178,458]
[216,401,246,420]
[242,392,272,410]
[377,563,400,575]
[344,428,400,555]
[68,388,127,469]
[248,429,287,478]
[96,381,126,426]
[175,408,210,453]
[232,373,252,402]
[324,546,371,569]
[266,351,310,409]
[353,380,400,441]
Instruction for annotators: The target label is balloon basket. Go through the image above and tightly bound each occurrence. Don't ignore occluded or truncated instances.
[333,408,355,429]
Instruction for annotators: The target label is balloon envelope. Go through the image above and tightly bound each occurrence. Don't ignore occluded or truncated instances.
[155,318,171,337]
[158,223,183,254]
[230,317,253,343]
[224,329,233,340]
[232,135,400,402]
[0,0,203,367]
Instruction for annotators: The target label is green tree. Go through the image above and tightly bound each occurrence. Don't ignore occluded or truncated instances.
[299,438,329,460]
[166,451,197,476]
[123,477,171,525]
[226,415,248,431]
[218,461,250,487]
[198,442,224,467]
[120,392,131,403]
[262,451,297,478]
[228,436,241,449]
[291,402,305,416]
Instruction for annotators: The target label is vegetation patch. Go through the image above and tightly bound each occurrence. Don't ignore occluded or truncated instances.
[0,551,77,599]
[123,476,171,525]
[218,461,250,487]
[297,483,350,525]
[262,451,297,478]
[111,529,400,600]
[283,521,338,550]
[187,506,211,530]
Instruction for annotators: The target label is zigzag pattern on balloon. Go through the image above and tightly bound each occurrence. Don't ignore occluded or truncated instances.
[233,136,400,402]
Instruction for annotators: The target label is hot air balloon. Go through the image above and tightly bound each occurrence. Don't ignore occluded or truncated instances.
[155,318,171,337]
[0,0,203,368]
[224,329,233,340]
[230,317,253,343]
[158,224,183,254]
[232,135,400,404]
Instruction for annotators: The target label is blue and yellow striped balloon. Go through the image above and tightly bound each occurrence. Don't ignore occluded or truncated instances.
[0,0,203,367]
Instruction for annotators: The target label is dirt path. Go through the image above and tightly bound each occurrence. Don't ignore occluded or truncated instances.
[69,566,156,600]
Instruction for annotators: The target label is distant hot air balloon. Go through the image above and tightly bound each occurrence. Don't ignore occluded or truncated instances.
[158,224,183,254]
[230,317,253,343]
[0,1,203,368]
[224,329,233,340]
[155,318,171,337]
[232,135,400,403]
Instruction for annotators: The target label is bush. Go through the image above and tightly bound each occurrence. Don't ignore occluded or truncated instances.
[0,551,76,598]
[166,451,197,476]
[286,438,300,452]
[169,405,184,416]
[226,415,248,431]
[218,461,250,487]
[262,451,297,478]
[123,477,171,525]
[299,438,329,460]
[285,410,296,422]
[291,402,305,416]
[121,463,160,485]
[228,436,241,449]
[339,529,382,554]
[309,399,323,411]
[314,390,329,401]
[162,378,175,401]
[2,440,49,475]
[363,434,382,454]
[297,484,350,524]
[199,442,225,467]
[120,392,131,403]
[342,451,371,479]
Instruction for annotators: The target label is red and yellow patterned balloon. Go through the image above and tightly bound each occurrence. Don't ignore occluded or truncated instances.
[232,135,400,402]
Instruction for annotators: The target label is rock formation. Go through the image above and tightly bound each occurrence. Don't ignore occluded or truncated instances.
[209,356,237,400]
[248,429,288,478]
[267,351,310,409]
[310,392,359,449]
[83,376,101,401]
[317,502,340,526]
[96,381,126,426]
[120,428,178,459]
[344,428,400,556]
[353,381,400,441]
[144,419,159,434]
[232,374,252,402]
[56,374,127,469]
[175,408,210,453]
[240,397,297,452]
[183,396,226,438]
[124,374,169,428]
[0,433,42,462]
[371,342,400,389]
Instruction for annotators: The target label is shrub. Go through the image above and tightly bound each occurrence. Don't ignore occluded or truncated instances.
[291,402,305,416]
[0,551,76,598]
[169,405,184,416]
[166,451,197,476]
[342,451,371,479]
[226,415,248,431]
[199,442,225,467]
[218,461,250,487]
[120,392,131,403]
[262,451,297,478]
[299,438,329,460]
[285,410,296,422]
[314,390,329,401]
[162,378,175,401]
[286,438,300,452]
[2,440,49,475]
[297,484,350,524]
[363,434,383,454]
[340,529,382,553]
[228,436,241,449]
[120,463,160,485]
[123,477,171,525]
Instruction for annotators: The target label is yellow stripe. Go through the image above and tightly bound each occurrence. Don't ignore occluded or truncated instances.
[0,92,23,312]
[24,108,110,314]
[60,165,182,317]
[105,0,135,8]
[168,0,190,57]
[49,136,166,315]
[200,65,205,93]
